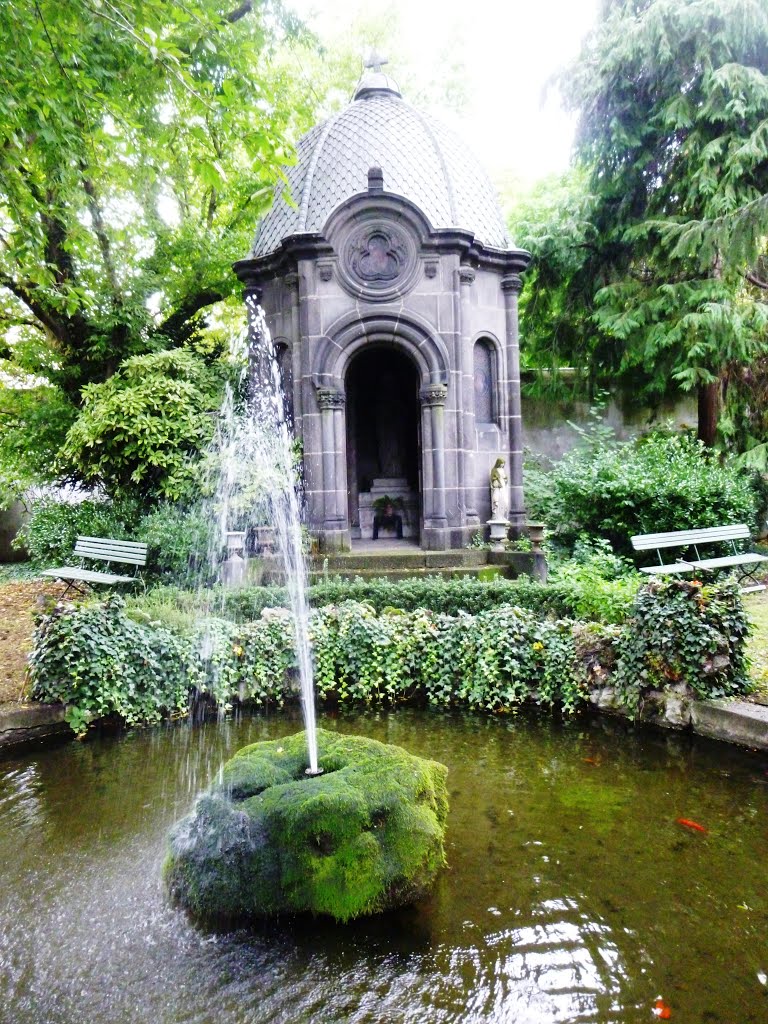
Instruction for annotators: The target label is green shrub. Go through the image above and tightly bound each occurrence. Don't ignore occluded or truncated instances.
[545,433,759,555]
[548,538,644,624]
[614,577,749,713]
[136,502,215,583]
[28,595,191,735]
[18,496,142,567]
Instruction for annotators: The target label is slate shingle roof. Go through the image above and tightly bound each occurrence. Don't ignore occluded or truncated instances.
[252,82,510,257]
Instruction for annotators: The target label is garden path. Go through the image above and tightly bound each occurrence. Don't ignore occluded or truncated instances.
[0,580,65,704]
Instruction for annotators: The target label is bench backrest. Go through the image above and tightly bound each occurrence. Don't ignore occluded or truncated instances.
[74,536,148,567]
[631,524,751,552]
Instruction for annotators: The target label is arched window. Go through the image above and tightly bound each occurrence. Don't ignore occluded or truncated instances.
[473,339,496,424]
[275,342,293,426]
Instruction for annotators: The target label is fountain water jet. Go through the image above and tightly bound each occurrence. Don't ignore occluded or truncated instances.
[205,292,319,774]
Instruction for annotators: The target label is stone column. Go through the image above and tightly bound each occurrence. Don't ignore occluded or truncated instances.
[420,383,448,549]
[459,266,479,528]
[501,274,525,536]
[284,271,302,423]
[316,386,348,549]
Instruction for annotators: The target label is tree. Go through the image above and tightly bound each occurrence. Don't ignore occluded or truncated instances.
[558,0,768,442]
[0,0,311,494]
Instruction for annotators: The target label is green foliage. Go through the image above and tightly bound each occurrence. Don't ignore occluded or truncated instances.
[545,432,758,553]
[134,571,637,626]
[549,538,644,624]
[18,496,142,567]
[0,386,76,501]
[515,0,768,439]
[577,0,768,430]
[28,595,190,735]
[0,0,314,496]
[61,349,225,501]
[165,730,449,923]
[310,602,587,714]
[32,579,752,733]
[136,502,216,583]
[614,577,750,713]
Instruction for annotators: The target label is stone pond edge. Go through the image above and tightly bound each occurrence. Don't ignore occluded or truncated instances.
[1,694,767,754]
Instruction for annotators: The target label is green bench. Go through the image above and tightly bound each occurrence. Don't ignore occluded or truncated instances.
[40,536,148,596]
[631,524,768,593]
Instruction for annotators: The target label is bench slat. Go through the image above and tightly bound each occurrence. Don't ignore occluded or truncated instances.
[689,553,768,570]
[40,567,135,584]
[631,525,751,551]
[639,563,695,575]
[74,537,147,566]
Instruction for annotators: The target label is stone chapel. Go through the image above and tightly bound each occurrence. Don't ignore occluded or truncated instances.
[234,60,530,551]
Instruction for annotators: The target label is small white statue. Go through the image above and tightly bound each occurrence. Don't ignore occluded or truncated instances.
[490,457,510,522]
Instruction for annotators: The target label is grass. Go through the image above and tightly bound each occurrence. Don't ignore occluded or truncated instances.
[744,589,768,704]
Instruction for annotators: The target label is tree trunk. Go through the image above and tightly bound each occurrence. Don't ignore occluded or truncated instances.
[697,379,720,446]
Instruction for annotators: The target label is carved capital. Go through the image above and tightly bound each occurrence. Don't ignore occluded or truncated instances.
[423,259,439,279]
[459,266,476,286]
[419,383,448,407]
[317,260,334,283]
[501,274,523,295]
[316,387,346,410]
[284,271,300,289]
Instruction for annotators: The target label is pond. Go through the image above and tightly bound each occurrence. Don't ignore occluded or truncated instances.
[0,708,766,1023]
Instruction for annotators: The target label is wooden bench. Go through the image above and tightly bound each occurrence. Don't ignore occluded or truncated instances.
[40,536,148,596]
[631,524,768,593]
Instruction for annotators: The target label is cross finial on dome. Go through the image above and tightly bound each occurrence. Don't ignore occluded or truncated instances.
[364,48,388,73]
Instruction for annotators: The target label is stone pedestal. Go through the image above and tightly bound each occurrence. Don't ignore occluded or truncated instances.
[358,477,419,540]
[487,518,510,551]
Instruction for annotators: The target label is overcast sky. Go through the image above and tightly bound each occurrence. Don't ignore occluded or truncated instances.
[285,0,600,187]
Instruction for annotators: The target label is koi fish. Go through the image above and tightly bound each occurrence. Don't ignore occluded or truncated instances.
[583,757,598,765]
[653,997,672,1019]
[676,817,707,833]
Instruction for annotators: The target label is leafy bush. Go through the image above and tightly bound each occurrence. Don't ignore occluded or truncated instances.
[548,538,644,624]
[61,349,224,502]
[614,578,749,712]
[136,502,215,583]
[546,433,759,555]
[28,596,191,735]
[18,496,142,567]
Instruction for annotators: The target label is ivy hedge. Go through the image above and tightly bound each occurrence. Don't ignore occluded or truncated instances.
[30,578,750,735]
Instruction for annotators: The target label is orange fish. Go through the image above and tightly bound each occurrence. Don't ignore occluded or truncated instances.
[676,817,707,833]
[653,997,672,1019]
[583,757,598,765]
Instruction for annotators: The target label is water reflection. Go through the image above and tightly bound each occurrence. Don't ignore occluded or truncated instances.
[0,709,766,1023]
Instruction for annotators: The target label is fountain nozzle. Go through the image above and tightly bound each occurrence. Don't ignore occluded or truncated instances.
[305,767,324,777]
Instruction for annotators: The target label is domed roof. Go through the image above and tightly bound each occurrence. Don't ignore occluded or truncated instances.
[252,70,511,257]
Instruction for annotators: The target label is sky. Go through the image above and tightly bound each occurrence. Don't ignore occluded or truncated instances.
[285,0,600,189]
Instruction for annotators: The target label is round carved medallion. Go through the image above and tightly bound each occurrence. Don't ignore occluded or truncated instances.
[338,220,419,300]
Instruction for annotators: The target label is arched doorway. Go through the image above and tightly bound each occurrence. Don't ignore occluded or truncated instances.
[345,347,421,542]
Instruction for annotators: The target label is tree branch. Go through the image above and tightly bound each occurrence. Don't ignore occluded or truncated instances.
[0,274,67,343]
[225,2,253,23]
[746,270,768,292]
[81,170,121,301]
[157,290,224,342]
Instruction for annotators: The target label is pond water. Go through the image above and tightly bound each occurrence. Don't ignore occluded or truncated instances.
[0,708,766,1024]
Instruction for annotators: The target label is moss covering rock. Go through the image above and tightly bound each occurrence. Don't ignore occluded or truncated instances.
[164,729,449,923]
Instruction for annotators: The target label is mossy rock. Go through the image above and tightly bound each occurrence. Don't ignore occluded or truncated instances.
[164,729,448,923]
